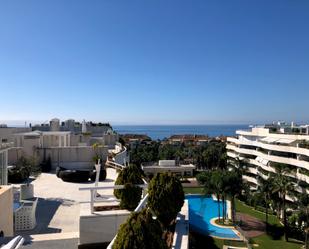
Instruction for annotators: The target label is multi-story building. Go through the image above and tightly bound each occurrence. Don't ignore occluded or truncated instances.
[0,118,119,172]
[227,122,309,200]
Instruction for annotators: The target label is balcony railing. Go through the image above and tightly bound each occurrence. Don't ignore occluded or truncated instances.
[79,184,148,214]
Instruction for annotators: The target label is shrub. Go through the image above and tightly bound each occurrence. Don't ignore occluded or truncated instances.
[114,165,144,211]
[147,173,184,227]
[112,210,168,249]
[8,156,40,183]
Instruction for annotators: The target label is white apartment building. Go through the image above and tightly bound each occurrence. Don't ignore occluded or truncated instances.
[227,123,309,198]
[141,160,196,177]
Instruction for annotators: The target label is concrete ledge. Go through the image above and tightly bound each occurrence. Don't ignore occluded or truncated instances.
[79,203,130,246]
[172,200,189,249]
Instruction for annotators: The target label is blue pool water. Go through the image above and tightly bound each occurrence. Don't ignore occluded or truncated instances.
[186,195,240,239]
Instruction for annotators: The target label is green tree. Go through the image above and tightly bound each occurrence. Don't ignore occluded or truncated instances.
[230,157,248,175]
[197,170,224,222]
[225,170,243,223]
[272,164,295,241]
[114,165,144,211]
[257,176,273,228]
[112,210,168,249]
[211,170,225,222]
[130,142,160,166]
[201,142,227,170]
[147,173,184,228]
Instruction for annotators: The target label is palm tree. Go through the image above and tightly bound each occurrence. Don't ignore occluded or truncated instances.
[197,171,222,221]
[221,173,230,222]
[230,157,248,175]
[272,164,295,242]
[225,170,243,223]
[211,171,224,222]
[257,176,273,229]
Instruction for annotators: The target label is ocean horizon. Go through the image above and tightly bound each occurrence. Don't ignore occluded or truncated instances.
[113,124,250,140]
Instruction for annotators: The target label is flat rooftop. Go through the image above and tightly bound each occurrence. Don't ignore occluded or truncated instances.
[13,168,118,248]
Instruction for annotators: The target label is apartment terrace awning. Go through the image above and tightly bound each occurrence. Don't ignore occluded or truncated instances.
[260,137,278,143]
[260,137,295,145]
[275,138,295,144]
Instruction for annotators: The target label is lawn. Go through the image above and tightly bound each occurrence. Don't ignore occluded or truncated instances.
[235,199,303,249]
[183,187,204,194]
[235,199,280,225]
[190,231,246,249]
[188,197,304,249]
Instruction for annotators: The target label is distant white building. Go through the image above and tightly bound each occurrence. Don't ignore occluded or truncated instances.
[141,160,196,177]
[50,118,60,132]
[64,119,75,131]
[14,131,71,149]
[82,120,87,133]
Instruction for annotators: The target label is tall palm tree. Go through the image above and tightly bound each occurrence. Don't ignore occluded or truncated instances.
[272,164,295,242]
[257,176,273,229]
[197,171,221,221]
[225,170,243,223]
[230,157,248,175]
[211,171,224,222]
[220,172,230,222]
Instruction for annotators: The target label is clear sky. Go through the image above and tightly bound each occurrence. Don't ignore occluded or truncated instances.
[0,0,308,125]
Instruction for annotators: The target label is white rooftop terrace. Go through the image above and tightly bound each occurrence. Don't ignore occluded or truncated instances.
[14,168,118,242]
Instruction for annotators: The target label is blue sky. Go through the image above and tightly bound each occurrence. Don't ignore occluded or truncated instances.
[0,0,308,125]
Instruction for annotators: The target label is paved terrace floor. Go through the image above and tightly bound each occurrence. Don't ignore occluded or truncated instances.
[15,168,118,248]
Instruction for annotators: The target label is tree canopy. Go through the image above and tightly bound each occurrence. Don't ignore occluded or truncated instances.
[112,210,168,249]
[129,140,227,169]
[147,173,184,227]
[114,164,144,211]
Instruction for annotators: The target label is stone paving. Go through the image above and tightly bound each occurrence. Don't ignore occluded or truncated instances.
[15,168,118,247]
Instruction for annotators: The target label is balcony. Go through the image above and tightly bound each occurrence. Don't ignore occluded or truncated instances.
[242,175,258,185]
[226,144,309,171]
[227,137,309,158]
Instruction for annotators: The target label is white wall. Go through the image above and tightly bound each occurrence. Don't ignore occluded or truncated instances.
[38,146,108,170]
[159,160,176,166]
[79,204,130,245]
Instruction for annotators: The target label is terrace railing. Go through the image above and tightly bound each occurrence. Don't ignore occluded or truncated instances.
[79,184,148,214]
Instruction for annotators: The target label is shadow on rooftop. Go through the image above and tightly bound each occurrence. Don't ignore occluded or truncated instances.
[16,197,75,240]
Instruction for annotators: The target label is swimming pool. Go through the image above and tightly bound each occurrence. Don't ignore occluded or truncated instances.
[186,195,240,239]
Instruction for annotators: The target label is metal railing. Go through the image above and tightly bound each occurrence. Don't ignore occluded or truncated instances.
[79,184,148,214]
[105,159,126,170]
[106,145,128,170]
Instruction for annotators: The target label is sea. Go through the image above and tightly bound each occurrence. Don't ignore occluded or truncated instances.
[113,125,249,140]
